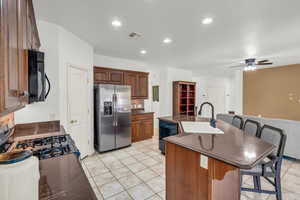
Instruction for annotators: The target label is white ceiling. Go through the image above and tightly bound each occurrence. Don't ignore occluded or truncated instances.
[33,0,300,74]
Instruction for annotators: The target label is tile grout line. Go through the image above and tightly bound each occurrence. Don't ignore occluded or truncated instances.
[82,140,167,200]
[100,152,164,199]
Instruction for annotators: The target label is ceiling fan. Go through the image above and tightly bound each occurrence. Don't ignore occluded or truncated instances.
[230,58,273,71]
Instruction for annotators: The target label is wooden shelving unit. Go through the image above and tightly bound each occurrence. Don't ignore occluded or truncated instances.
[173,81,196,116]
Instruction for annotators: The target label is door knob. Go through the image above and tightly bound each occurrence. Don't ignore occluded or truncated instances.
[70,120,78,124]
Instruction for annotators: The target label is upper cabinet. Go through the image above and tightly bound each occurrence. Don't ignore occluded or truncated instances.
[123,72,137,97]
[94,67,124,85]
[124,72,148,99]
[94,66,149,99]
[0,0,40,116]
[137,73,148,99]
[26,0,41,50]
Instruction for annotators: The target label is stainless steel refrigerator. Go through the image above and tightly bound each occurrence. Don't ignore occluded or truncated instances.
[94,84,132,152]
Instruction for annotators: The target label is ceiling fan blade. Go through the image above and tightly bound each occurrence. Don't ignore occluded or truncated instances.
[228,64,245,69]
[257,59,269,63]
[257,62,273,65]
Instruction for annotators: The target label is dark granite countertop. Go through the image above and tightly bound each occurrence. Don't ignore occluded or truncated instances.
[39,154,97,200]
[11,121,97,200]
[161,116,276,169]
[158,115,207,123]
[13,120,64,140]
[132,110,154,115]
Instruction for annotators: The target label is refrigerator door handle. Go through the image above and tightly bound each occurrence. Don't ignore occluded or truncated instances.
[112,94,116,127]
[115,94,118,127]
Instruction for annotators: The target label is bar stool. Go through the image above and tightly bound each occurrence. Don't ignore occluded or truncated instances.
[232,115,244,129]
[243,119,261,137]
[241,125,287,200]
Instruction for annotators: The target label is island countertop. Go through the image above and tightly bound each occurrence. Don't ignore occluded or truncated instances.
[160,116,275,169]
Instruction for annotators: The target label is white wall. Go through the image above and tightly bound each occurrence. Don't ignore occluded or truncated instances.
[227,70,243,114]
[15,20,95,155]
[58,25,94,155]
[192,75,230,117]
[191,71,243,117]
[15,21,60,123]
[159,67,193,116]
[94,54,148,72]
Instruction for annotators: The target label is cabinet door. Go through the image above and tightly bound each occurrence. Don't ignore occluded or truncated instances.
[109,71,123,84]
[94,70,109,83]
[0,0,39,115]
[131,120,141,142]
[124,72,137,98]
[18,0,29,103]
[141,119,153,140]
[0,0,7,112]
[137,74,148,98]
[26,0,40,50]
[5,0,22,110]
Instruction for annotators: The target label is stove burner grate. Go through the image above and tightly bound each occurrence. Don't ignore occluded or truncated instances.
[16,135,79,160]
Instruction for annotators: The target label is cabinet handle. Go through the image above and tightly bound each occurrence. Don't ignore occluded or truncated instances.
[9,90,20,97]
[19,91,29,97]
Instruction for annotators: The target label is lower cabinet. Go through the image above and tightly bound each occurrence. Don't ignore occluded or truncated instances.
[132,112,154,143]
[131,120,141,143]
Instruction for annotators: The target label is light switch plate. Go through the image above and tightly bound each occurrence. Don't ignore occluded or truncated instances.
[200,155,208,169]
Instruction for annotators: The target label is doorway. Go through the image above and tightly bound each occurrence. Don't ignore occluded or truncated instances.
[67,65,90,158]
[201,87,226,118]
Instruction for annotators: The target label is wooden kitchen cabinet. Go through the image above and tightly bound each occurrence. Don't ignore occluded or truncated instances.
[94,68,109,83]
[137,73,148,98]
[124,72,149,99]
[124,72,138,97]
[131,120,141,143]
[141,118,153,139]
[26,0,41,50]
[0,0,40,116]
[131,112,154,142]
[94,67,124,85]
[94,66,149,99]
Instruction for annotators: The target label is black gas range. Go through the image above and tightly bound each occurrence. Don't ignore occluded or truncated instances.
[15,135,80,160]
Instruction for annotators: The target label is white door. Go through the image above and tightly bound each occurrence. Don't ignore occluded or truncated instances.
[206,87,225,117]
[67,66,90,158]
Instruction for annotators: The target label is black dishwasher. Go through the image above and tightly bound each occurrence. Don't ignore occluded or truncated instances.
[159,120,178,154]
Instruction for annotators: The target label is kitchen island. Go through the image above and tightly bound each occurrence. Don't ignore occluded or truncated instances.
[159,116,275,200]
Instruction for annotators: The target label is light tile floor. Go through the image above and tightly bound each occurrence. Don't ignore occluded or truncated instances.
[82,136,300,200]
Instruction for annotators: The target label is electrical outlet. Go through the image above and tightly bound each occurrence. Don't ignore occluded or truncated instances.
[200,155,208,169]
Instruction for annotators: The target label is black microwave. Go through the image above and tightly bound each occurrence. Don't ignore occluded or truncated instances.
[28,50,51,103]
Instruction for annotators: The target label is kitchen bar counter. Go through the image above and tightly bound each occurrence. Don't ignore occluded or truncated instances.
[160,116,276,200]
[163,117,275,169]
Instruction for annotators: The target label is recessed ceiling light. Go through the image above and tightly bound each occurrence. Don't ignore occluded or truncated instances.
[140,50,147,54]
[163,38,172,44]
[202,17,213,25]
[112,20,122,27]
